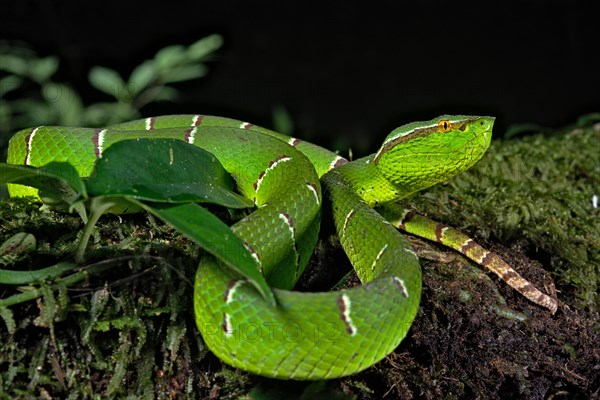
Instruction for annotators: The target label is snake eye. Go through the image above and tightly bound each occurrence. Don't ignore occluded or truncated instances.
[437,120,452,133]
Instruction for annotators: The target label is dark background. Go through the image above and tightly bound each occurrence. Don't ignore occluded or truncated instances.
[2,0,598,152]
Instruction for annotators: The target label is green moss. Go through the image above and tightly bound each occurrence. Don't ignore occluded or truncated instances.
[0,199,211,398]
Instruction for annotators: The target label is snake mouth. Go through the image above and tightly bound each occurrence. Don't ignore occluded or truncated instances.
[478,117,495,151]
[478,116,495,132]
[460,116,494,154]
[481,130,492,150]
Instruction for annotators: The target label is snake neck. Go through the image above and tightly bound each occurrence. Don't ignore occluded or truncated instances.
[335,155,406,207]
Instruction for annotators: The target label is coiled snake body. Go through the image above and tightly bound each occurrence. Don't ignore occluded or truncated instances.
[8,115,556,379]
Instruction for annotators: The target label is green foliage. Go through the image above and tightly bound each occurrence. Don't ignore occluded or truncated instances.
[0,137,286,397]
[0,206,203,397]
[86,139,252,208]
[0,174,217,397]
[0,139,272,306]
[0,35,223,154]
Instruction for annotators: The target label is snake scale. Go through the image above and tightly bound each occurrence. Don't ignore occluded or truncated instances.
[6,114,557,379]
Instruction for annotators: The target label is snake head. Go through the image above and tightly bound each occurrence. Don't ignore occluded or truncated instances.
[373,115,495,197]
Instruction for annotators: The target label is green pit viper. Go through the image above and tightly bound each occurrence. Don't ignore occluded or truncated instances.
[6,115,558,380]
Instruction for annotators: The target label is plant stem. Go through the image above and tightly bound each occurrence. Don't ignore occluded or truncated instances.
[75,197,118,264]
[0,259,119,307]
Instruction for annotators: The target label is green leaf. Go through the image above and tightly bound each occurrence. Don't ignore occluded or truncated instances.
[86,139,254,208]
[576,112,600,127]
[40,161,87,199]
[155,45,186,70]
[41,83,84,126]
[89,66,126,98]
[29,56,59,83]
[162,65,207,83]
[11,98,53,125]
[149,86,180,102]
[186,34,224,60]
[128,60,157,95]
[133,201,275,305]
[0,162,86,205]
[82,102,137,126]
[0,54,28,75]
[0,232,36,257]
